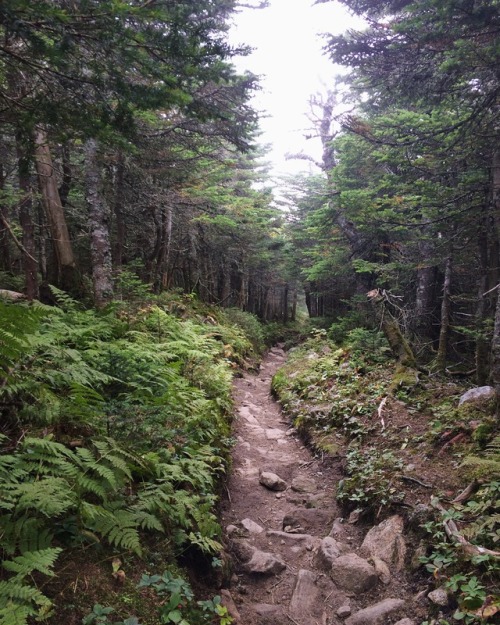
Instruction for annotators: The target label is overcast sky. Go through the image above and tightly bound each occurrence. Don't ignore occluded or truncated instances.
[229,0,363,179]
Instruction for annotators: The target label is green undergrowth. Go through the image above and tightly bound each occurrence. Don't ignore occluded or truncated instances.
[0,290,262,625]
[271,326,499,624]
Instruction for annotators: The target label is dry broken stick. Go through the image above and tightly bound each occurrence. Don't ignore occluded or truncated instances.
[430,497,500,558]
[451,480,480,504]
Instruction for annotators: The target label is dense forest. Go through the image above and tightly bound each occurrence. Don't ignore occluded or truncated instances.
[0,0,499,624]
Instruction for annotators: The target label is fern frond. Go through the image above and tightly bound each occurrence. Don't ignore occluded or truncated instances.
[485,434,500,457]
[2,547,62,579]
[80,503,142,555]
[11,478,76,517]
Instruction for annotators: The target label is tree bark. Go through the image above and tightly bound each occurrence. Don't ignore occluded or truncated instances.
[84,138,114,308]
[0,158,12,272]
[16,131,38,300]
[113,151,126,267]
[435,254,453,373]
[489,151,500,395]
[475,216,490,385]
[33,128,76,290]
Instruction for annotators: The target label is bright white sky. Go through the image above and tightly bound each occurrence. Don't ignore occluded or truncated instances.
[229,0,363,179]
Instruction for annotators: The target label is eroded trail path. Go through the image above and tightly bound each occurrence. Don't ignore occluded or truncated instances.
[221,347,417,625]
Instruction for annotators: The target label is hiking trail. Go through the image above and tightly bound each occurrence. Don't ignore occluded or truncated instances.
[220,345,423,625]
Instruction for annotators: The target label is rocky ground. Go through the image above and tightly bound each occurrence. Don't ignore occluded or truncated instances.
[220,346,429,625]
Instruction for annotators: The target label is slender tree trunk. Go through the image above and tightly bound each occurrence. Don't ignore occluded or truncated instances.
[291,288,297,322]
[476,215,490,384]
[0,162,12,272]
[113,151,126,266]
[84,138,114,308]
[283,283,289,323]
[414,234,436,345]
[16,132,38,300]
[489,151,500,395]
[33,128,76,289]
[435,253,453,373]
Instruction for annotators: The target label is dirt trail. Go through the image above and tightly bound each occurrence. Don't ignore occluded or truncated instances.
[221,346,419,625]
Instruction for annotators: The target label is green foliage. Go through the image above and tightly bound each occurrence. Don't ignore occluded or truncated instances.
[82,604,140,625]
[0,293,253,621]
[420,484,499,623]
[138,571,232,625]
[337,446,404,510]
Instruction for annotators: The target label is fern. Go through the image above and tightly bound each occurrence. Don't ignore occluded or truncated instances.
[80,503,142,555]
[485,434,500,457]
[0,548,60,625]
[3,547,62,579]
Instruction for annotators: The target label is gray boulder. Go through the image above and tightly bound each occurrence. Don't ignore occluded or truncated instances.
[360,515,406,570]
[458,386,496,407]
[330,553,378,593]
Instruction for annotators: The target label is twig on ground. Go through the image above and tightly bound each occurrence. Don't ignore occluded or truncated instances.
[225,484,232,503]
[401,475,432,489]
[286,614,303,625]
[437,432,466,456]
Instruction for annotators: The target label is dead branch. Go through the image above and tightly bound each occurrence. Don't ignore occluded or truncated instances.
[430,498,500,558]
[452,480,480,504]
[437,432,466,456]
[0,213,39,264]
[400,475,432,489]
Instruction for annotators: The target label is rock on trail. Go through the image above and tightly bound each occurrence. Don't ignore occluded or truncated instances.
[221,346,417,625]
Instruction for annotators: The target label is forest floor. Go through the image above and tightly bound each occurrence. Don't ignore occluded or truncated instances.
[220,346,430,625]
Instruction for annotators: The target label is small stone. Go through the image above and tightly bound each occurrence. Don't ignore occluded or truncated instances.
[226,524,239,536]
[337,604,352,618]
[394,619,416,625]
[259,471,287,492]
[371,556,391,585]
[240,518,264,534]
[291,476,318,493]
[276,493,282,499]
[428,587,449,606]
[252,603,280,616]
[266,428,284,440]
[245,548,286,575]
[315,537,342,570]
[345,598,406,625]
[348,509,362,524]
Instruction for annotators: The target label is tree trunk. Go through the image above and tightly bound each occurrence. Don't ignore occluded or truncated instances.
[33,128,76,290]
[414,235,436,345]
[475,217,490,385]
[435,253,453,373]
[489,151,500,395]
[84,138,114,308]
[0,161,12,272]
[113,151,126,267]
[16,131,38,300]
